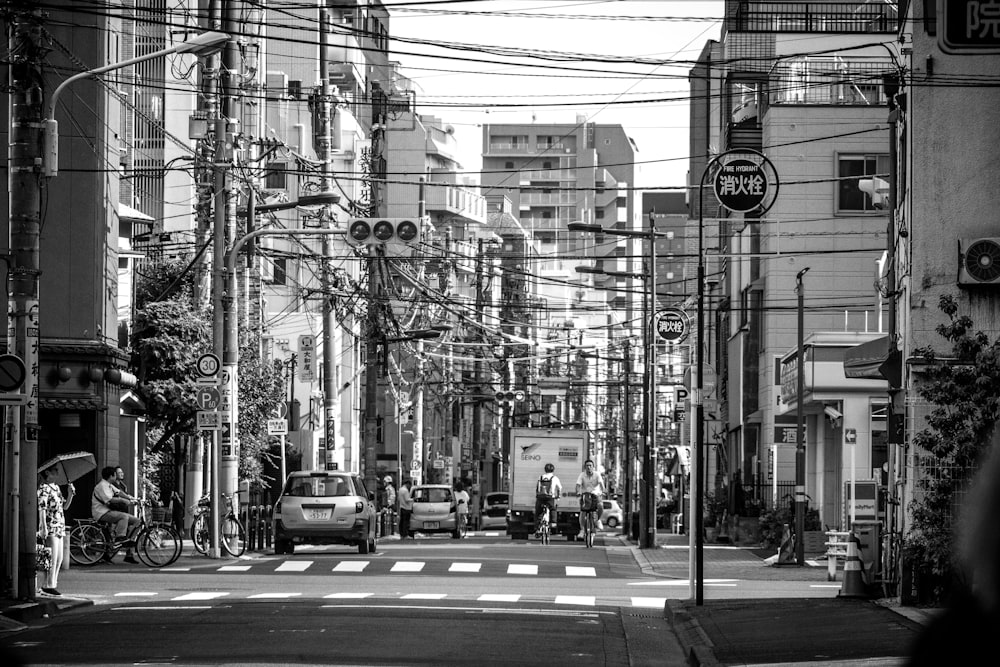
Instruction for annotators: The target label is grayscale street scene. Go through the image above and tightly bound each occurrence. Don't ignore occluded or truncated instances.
[2,1,997,665]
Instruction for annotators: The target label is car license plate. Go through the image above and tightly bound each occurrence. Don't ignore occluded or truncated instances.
[422,521,439,529]
[306,508,331,521]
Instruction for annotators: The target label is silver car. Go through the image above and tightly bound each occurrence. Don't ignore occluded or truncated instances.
[408,484,460,538]
[273,471,377,555]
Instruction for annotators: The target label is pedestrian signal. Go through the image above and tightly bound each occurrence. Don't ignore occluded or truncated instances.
[347,218,421,246]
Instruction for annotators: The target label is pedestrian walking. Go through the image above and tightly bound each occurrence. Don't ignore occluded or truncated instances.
[37,465,76,596]
[454,481,470,536]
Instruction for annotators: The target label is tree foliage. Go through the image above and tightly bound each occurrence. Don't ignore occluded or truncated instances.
[130,258,288,488]
[905,294,1000,602]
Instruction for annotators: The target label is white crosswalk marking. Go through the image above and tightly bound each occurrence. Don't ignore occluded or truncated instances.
[391,561,425,573]
[402,593,447,600]
[630,597,667,608]
[218,565,251,572]
[565,566,596,577]
[276,561,312,572]
[115,592,156,597]
[478,593,520,602]
[324,592,373,599]
[248,592,302,599]
[507,564,538,575]
[333,561,369,572]
[172,592,230,601]
[448,562,482,573]
[555,596,595,606]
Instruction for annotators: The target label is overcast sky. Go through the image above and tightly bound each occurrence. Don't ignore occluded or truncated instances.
[387,0,725,190]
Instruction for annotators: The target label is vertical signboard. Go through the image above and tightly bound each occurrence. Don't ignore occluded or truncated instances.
[298,335,316,382]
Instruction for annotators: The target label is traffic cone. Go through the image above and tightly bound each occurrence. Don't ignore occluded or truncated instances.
[839,534,868,598]
[776,523,796,565]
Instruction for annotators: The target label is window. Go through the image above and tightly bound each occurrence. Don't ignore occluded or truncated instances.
[267,257,287,286]
[505,161,514,170]
[838,154,889,212]
[595,210,605,219]
[264,162,287,190]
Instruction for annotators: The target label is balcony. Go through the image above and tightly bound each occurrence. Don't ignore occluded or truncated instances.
[520,191,577,207]
[769,57,895,106]
[425,183,487,225]
[732,2,898,34]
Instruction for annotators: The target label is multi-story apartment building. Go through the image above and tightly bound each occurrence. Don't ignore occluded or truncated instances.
[688,1,899,537]
[480,119,638,471]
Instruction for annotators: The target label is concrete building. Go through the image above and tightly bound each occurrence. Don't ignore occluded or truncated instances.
[687,1,900,535]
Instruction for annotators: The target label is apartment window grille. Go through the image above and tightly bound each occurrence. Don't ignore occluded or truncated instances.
[265,162,287,190]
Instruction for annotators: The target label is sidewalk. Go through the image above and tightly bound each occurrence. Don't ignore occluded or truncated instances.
[626,531,939,666]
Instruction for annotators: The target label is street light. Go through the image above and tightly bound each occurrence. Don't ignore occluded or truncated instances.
[568,217,659,549]
[42,31,230,177]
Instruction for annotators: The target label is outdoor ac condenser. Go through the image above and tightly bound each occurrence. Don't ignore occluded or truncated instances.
[958,238,1000,286]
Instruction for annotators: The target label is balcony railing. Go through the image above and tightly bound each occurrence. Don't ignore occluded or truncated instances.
[733,1,898,34]
[769,57,895,106]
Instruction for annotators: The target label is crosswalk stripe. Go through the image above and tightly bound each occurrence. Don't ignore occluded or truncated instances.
[324,592,373,599]
[630,597,667,608]
[276,561,312,572]
[566,566,596,577]
[507,564,538,575]
[248,592,302,599]
[172,592,230,601]
[402,593,447,600]
[333,561,369,572]
[218,565,251,572]
[391,561,425,573]
[478,593,521,602]
[555,595,595,606]
[448,562,482,573]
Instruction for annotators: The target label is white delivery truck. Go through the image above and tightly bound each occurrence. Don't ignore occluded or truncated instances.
[506,427,588,540]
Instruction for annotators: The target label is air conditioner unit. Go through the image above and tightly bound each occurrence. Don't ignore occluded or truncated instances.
[958,238,1000,286]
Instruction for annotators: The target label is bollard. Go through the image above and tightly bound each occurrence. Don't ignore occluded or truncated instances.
[776,523,796,565]
[839,534,868,598]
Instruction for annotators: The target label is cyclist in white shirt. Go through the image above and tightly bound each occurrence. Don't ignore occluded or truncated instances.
[575,459,605,538]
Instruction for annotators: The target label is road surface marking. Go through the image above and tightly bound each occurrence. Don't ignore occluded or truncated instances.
[114,592,157,597]
[631,597,668,608]
[478,593,520,602]
[218,565,251,572]
[402,593,447,600]
[171,592,230,601]
[248,592,302,599]
[555,595,595,606]
[276,561,312,572]
[391,561,425,573]
[333,561,369,572]
[507,564,538,575]
[566,566,596,577]
[323,592,373,599]
[449,562,482,573]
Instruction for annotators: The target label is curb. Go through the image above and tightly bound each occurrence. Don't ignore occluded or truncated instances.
[665,600,721,667]
[1,596,94,624]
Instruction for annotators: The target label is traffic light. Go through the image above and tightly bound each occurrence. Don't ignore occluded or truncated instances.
[346,218,421,246]
[495,390,525,405]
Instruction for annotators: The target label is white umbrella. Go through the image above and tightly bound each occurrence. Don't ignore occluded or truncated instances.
[38,451,97,485]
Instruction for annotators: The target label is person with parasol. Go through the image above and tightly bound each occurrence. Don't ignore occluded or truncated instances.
[37,465,76,596]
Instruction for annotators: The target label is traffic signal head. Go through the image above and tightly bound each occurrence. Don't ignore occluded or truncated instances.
[346,218,421,246]
[495,390,525,404]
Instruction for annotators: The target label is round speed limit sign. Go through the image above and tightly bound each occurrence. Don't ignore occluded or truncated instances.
[196,353,221,377]
[656,309,688,342]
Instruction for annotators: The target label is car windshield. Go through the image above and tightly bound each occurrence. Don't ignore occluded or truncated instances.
[284,477,354,497]
[413,488,451,503]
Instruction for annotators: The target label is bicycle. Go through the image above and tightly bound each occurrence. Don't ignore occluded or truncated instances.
[538,506,551,545]
[580,492,599,548]
[69,500,182,567]
[190,492,246,557]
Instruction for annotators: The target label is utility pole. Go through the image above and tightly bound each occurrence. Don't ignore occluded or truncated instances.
[7,3,44,600]
[213,0,239,557]
[622,339,633,537]
[473,238,485,494]
[315,5,342,469]
[795,267,810,566]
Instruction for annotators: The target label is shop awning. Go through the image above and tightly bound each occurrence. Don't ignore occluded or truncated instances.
[843,335,901,384]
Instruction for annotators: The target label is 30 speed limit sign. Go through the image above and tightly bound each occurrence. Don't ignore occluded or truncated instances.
[656,309,688,342]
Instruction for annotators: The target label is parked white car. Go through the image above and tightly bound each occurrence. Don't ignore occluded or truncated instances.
[600,499,623,528]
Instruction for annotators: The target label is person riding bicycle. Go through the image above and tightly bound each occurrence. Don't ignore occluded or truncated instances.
[534,463,561,537]
[575,459,605,539]
[92,465,141,564]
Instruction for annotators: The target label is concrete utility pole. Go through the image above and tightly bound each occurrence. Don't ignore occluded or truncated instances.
[795,267,810,566]
[7,5,44,600]
[315,4,342,469]
[622,339,633,537]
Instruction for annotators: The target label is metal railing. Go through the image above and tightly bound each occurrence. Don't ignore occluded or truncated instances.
[733,1,898,34]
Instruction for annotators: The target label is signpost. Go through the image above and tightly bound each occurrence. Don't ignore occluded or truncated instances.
[656,309,688,342]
